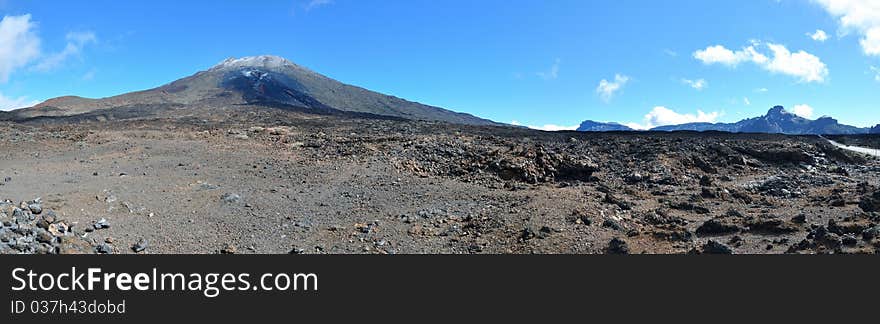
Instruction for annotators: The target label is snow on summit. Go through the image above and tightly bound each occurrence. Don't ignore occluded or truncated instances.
[212,55,297,71]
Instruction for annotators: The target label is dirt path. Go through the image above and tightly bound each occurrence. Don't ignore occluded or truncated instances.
[823,136,880,157]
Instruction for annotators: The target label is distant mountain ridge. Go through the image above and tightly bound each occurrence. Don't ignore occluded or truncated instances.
[8,55,498,126]
[652,106,868,135]
[576,120,633,132]
[578,106,873,135]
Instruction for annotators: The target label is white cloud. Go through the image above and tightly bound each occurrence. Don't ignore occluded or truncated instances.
[33,31,96,72]
[756,87,769,92]
[0,92,39,111]
[596,74,629,102]
[861,26,880,55]
[693,44,766,66]
[510,120,577,131]
[762,43,829,83]
[537,58,560,80]
[808,29,829,42]
[871,65,880,81]
[305,0,333,11]
[792,104,814,118]
[693,45,741,65]
[528,124,579,131]
[813,0,880,55]
[744,97,751,105]
[623,123,647,130]
[682,78,707,90]
[626,106,721,130]
[693,42,828,82]
[0,14,40,82]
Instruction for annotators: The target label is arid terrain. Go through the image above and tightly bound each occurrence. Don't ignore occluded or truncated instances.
[2,105,879,254]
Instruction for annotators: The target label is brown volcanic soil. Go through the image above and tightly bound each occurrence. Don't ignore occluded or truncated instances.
[2,106,880,254]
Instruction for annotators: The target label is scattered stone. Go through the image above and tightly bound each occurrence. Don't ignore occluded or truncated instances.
[668,201,710,214]
[398,214,417,224]
[47,222,68,236]
[602,218,623,231]
[0,197,95,254]
[35,231,54,244]
[221,193,241,204]
[702,240,733,254]
[603,193,633,210]
[27,203,42,215]
[131,239,148,253]
[625,173,644,184]
[520,227,537,241]
[569,210,591,225]
[648,227,693,242]
[691,156,718,174]
[862,226,880,241]
[859,190,880,213]
[93,218,110,230]
[728,235,744,247]
[122,201,136,213]
[699,175,713,187]
[41,211,56,225]
[95,244,112,254]
[220,244,237,254]
[640,209,686,226]
[606,237,629,254]
[789,225,843,253]
[749,176,803,198]
[328,225,346,232]
[696,218,741,236]
[700,187,718,199]
[827,219,869,236]
[842,234,858,246]
[355,222,376,234]
[746,216,798,235]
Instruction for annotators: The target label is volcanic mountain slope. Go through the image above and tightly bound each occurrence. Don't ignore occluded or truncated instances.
[9,55,497,126]
[652,106,869,135]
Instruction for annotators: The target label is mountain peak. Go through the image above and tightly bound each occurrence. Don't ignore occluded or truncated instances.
[766,105,789,117]
[13,54,498,126]
[643,104,869,135]
[211,55,298,71]
[576,120,633,132]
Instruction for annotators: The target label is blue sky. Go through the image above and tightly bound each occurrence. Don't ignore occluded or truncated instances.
[1,0,880,128]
